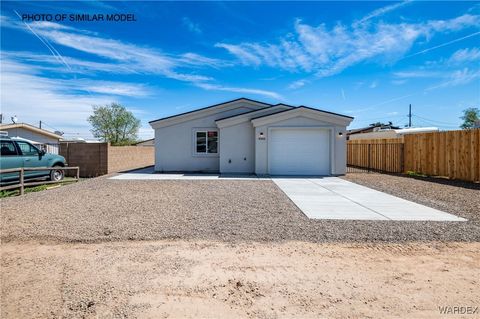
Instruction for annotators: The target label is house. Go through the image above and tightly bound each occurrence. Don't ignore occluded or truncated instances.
[0,123,62,153]
[348,127,439,140]
[347,122,400,137]
[149,98,353,176]
[134,138,154,146]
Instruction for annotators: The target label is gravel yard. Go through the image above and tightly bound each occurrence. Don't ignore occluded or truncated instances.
[343,173,480,223]
[2,175,479,318]
[1,175,479,243]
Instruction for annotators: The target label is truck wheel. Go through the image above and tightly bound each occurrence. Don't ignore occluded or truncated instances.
[50,166,64,182]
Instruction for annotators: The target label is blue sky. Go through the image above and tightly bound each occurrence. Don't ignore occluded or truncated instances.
[1,1,479,139]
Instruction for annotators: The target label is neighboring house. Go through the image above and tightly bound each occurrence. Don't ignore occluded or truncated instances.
[149,98,353,176]
[348,127,439,140]
[347,123,400,137]
[0,123,62,153]
[135,138,154,146]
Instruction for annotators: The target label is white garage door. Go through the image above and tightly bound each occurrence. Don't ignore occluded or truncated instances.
[269,128,330,175]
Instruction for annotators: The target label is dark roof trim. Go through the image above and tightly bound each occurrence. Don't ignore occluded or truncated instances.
[251,106,354,121]
[134,138,154,144]
[214,103,294,122]
[149,97,271,124]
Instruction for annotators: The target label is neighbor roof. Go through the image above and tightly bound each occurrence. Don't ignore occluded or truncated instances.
[0,123,62,139]
[149,97,271,124]
[250,106,354,121]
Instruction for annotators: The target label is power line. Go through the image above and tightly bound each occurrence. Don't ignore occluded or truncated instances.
[413,116,459,128]
[412,115,459,126]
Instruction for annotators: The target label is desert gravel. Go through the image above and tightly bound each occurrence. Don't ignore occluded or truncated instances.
[1,175,479,243]
[343,173,480,223]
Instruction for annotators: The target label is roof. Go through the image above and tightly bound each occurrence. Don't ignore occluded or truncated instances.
[149,97,271,124]
[134,138,154,145]
[214,103,295,122]
[251,106,354,121]
[0,123,62,139]
[348,124,401,135]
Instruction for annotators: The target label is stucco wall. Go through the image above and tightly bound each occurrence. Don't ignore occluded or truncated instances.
[108,146,154,173]
[3,127,59,144]
[154,106,255,172]
[254,116,348,175]
[219,121,255,173]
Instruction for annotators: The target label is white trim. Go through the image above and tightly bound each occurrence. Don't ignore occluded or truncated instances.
[216,105,292,128]
[266,126,334,175]
[252,108,353,127]
[150,99,270,129]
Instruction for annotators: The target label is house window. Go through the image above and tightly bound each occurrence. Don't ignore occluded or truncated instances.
[195,130,218,154]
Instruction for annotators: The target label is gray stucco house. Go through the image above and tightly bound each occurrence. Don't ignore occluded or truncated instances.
[149,98,353,175]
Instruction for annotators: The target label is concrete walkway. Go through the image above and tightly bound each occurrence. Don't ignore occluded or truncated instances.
[273,178,466,221]
[110,166,267,180]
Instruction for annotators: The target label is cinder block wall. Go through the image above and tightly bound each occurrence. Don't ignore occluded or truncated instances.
[107,145,154,173]
[59,143,108,177]
[59,143,154,177]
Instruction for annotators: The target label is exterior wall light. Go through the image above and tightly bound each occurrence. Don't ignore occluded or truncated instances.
[338,132,343,136]
[258,132,266,140]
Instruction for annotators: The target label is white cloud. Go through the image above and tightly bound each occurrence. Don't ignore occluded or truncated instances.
[214,43,262,66]
[369,81,378,89]
[353,1,412,27]
[0,57,152,138]
[182,17,202,34]
[216,13,480,78]
[194,82,282,100]
[287,79,307,90]
[2,16,279,101]
[428,68,480,90]
[393,70,445,78]
[448,47,480,64]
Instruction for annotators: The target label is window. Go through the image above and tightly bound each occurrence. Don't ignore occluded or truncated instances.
[16,141,39,156]
[195,130,218,154]
[0,141,18,156]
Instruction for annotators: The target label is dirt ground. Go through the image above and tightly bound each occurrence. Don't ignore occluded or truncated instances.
[2,240,479,318]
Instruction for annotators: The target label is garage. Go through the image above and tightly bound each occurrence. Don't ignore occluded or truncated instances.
[251,106,353,176]
[269,128,330,175]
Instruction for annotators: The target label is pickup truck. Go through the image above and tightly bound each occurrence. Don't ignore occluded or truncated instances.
[0,136,66,184]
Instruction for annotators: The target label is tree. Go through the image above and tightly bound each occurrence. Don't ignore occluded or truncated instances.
[87,103,141,145]
[459,107,479,129]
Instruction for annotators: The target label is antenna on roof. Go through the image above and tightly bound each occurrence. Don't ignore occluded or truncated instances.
[11,115,18,124]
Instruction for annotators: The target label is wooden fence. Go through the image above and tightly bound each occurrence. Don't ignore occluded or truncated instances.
[347,129,480,182]
[0,166,79,196]
[347,138,404,173]
[404,129,480,182]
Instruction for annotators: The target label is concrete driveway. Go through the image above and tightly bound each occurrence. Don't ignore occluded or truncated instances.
[112,168,465,221]
[273,178,466,221]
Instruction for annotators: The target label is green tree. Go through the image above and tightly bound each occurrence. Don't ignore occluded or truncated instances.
[87,103,141,145]
[459,107,479,129]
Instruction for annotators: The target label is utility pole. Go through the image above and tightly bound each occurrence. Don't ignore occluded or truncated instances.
[408,104,412,128]
[39,120,42,129]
